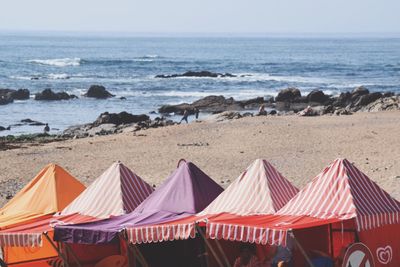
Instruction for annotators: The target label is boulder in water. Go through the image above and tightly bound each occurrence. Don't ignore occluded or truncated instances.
[35,89,75,100]
[275,88,301,102]
[84,85,115,99]
[92,111,150,126]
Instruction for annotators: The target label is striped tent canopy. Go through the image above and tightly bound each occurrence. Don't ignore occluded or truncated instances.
[61,161,153,219]
[207,158,400,246]
[127,159,299,244]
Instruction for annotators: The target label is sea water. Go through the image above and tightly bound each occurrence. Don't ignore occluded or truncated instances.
[1,33,399,135]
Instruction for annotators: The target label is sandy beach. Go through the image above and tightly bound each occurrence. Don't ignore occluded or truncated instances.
[1,111,399,206]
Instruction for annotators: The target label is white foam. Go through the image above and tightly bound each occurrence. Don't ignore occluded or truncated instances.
[27,58,81,67]
[143,54,159,58]
[48,73,70,79]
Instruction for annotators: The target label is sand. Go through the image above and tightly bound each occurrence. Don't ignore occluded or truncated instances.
[1,111,400,205]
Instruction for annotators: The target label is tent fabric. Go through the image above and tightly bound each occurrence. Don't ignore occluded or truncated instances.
[0,161,152,248]
[127,159,299,244]
[54,160,223,245]
[0,163,85,230]
[205,158,400,246]
[0,213,93,247]
[61,162,153,218]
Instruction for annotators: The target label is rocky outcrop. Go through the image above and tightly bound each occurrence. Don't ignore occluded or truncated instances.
[0,95,13,105]
[0,89,30,100]
[84,85,114,99]
[35,89,76,100]
[360,96,400,112]
[92,112,149,126]
[63,112,176,138]
[159,95,265,115]
[306,90,330,104]
[155,71,236,79]
[275,88,301,102]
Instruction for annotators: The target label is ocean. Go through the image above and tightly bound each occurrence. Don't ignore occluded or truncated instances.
[1,33,400,135]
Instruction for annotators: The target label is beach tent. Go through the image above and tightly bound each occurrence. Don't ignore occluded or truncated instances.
[0,163,86,265]
[206,158,400,267]
[0,162,153,266]
[54,160,223,266]
[0,164,85,230]
[124,159,299,266]
[125,159,299,244]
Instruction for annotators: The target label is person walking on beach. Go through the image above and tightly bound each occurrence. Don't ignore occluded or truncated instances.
[44,123,50,133]
[179,109,189,124]
[194,108,200,120]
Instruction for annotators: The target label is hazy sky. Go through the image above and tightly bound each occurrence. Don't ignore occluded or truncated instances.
[1,0,399,34]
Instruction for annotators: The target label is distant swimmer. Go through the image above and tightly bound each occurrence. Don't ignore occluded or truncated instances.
[44,123,50,133]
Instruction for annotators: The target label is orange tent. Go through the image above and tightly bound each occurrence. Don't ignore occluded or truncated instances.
[0,163,85,265]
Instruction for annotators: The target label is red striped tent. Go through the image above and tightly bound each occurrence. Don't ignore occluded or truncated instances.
[207,158,400,266]
[61,161,153,218]
[126,159,299,244]
[0,162,153,266]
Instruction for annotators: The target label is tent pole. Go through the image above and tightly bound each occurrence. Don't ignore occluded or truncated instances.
[329,223,334,257]
[119,231,149,267]
[212,237,231,267]
[290,232,315,267]
[64,243,82,267]
[43,232,70,267]
[196,225,225,267]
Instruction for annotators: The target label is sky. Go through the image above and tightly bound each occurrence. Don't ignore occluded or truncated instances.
[1,0,399,35]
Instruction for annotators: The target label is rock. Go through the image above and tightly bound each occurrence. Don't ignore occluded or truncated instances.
[0,95,13,105]
[275,88,301,102]
[307,90,328,103]
[0,126,6,131]
[383,92,395,98]
[84,85,114,99]
[120,97,127,100]
[353,92,382,108]
[269,110,277,115]
[11,89,30,100]
[35,89,74,100]
[87,124,117,136]
[155,71,236,79]
[92,112,150,126]
[361,96,400,112]
[20,119,46,126]
[239,97,265,108]
[351,86,369,98]
[209,111,243,122]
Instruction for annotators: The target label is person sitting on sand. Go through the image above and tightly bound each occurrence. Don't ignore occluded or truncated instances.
[258,104,267,116]
[44,123,50,133]
[179,109,189,124]
[233,244,262,267]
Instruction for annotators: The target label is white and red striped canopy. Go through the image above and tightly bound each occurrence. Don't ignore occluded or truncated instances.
[127,159,299,244]
[61,162,153,219]
[277,158,400,230]
[199,159,299,216]
[207,158,400,246]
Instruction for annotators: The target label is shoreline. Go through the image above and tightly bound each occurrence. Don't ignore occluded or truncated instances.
[1,110,399,206]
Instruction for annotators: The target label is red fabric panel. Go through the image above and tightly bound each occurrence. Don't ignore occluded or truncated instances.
[359,224,400,267]
[66,243,120,264]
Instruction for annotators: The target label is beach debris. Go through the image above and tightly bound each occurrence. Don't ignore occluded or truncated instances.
[84,85,114,99]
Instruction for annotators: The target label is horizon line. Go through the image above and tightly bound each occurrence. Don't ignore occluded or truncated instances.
[1,29,400,38]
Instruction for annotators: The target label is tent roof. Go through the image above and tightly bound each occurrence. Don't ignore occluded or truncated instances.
[61,162,153,218]
[0,164,85,230]
[199,159,299,216]
[54,160,223,245]
[126,159,299,244]
[207,158,400,246]
[277,158,400,230]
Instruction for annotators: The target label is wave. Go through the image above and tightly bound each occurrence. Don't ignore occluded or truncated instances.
[10,73,71,80]
[27,58,81,67]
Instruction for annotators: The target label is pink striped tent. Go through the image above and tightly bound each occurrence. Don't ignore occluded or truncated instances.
[0,161,153,248]
[61,161,153,218]
[206,158,400,266]
[126,159,299,244]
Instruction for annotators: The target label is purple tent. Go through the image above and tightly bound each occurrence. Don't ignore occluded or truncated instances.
[54,160,223,245]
